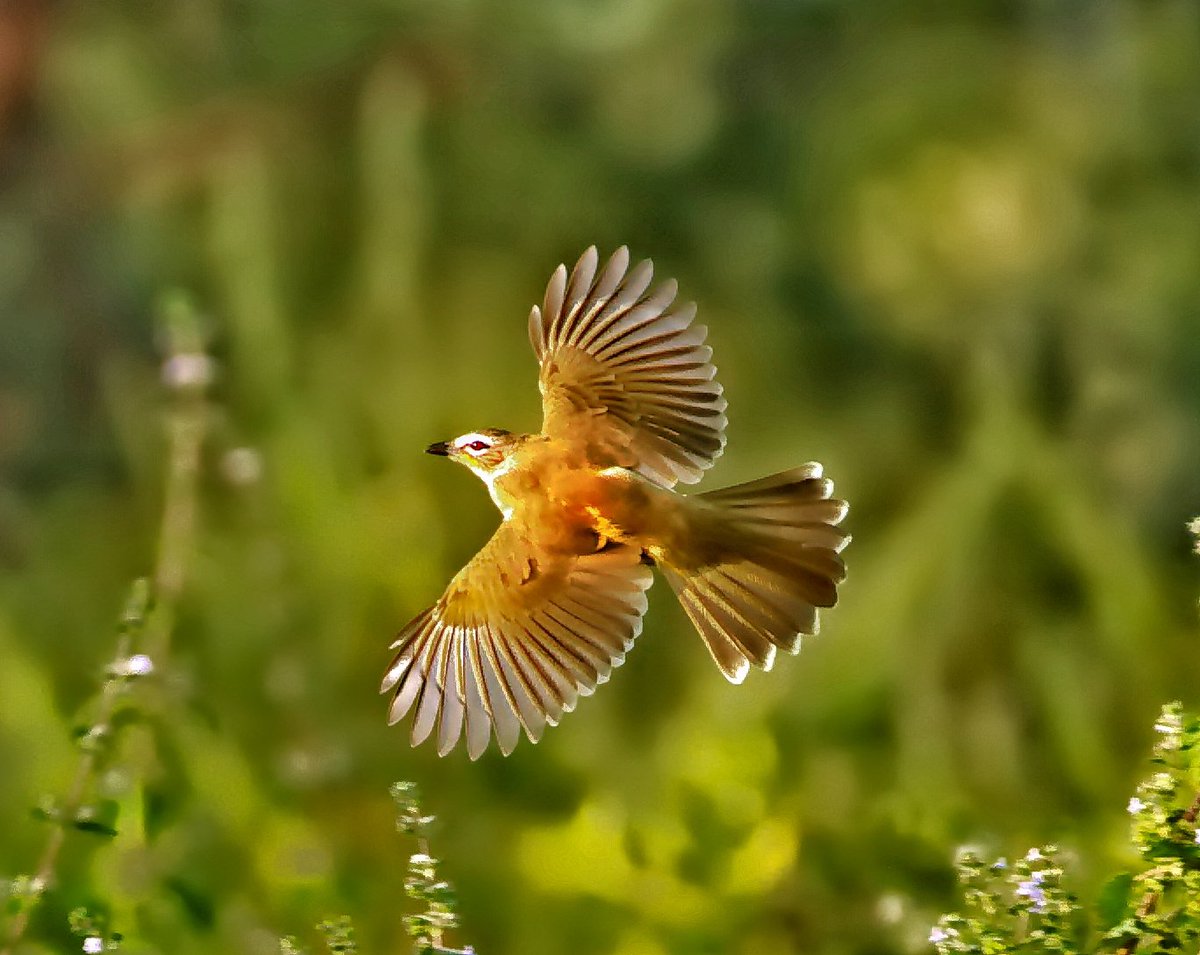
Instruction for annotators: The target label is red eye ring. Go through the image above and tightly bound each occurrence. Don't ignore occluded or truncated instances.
[467,440,488,451]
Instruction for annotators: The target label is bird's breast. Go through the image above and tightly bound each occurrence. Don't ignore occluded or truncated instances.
[499,447,684,555]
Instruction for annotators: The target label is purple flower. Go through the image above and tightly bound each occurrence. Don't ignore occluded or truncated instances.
[1016,879,1048,914]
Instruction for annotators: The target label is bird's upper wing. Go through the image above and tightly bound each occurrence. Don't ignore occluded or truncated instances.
[528,246,728,488]
[381,518,653,759]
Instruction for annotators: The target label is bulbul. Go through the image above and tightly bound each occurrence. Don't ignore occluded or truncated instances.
[383,246,849,759]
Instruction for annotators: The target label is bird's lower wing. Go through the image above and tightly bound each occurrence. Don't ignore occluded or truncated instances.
[530,246,728,488]
[382,520,653,759]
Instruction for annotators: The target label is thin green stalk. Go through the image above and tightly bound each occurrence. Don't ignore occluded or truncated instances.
[144,340,209,662]
[0,586,147,955]
[1,297,210,954]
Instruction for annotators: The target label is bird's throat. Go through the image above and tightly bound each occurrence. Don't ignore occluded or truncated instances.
[477,457,518,520]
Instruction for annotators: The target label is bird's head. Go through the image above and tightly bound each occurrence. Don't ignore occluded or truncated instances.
[426,428,522,482]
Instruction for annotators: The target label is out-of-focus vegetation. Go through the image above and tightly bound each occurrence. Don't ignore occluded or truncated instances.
[0,1,1198,953]
[933,701,1200,955]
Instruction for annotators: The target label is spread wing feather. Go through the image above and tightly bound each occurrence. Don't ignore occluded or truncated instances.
[529,246,728,488]
[381,520,653,759]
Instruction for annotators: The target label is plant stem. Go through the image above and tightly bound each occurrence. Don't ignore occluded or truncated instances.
[0,633,133,954]
[0,311,209,955]
[417,834,444,953]
[144,367,208,661]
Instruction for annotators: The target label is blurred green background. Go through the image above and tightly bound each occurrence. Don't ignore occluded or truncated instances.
[1,1,1199,953]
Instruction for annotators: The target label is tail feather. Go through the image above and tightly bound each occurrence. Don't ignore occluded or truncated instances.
[660,464,849,684]
[665,565,780,679]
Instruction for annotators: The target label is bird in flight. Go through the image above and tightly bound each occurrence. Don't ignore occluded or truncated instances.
[382,246,849,758]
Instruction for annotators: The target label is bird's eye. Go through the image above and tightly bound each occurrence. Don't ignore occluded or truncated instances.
[467,440,489,452]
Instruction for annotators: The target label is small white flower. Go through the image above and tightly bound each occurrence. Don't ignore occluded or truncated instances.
[221,447,263,486]
[113,654,154,677]
[1153,709,1181,734]
[127,654,154,676]
[1128,797,1145,814]
[992,856,1008,870]
[929,926,949,944]
[1025,847,1042,861]
[161,353,215,390]
[83,937,104,954]
[1194,828,1200,846]
[876,893,904,924]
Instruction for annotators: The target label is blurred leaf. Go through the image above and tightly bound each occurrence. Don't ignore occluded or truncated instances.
[1096,872,1134,932]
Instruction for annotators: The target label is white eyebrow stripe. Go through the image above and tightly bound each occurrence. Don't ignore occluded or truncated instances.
[453,432,493,451]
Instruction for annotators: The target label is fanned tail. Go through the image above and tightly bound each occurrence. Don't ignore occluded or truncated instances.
[659,464,849,683]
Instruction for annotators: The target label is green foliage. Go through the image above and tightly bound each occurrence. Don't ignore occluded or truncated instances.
[0,296,210,954]
[392,782,471,955]
[283,782,472,954]
[1127,704,1200,859]
[393,781,437,837]
[68,907,124,952]
[2,876,44,922]
[1,2,1198,953]
[933,703,1200,954]
[316,916,358,954]
[931,847,1079,954]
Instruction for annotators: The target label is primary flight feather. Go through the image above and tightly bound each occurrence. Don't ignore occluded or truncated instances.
[382,246,849,758]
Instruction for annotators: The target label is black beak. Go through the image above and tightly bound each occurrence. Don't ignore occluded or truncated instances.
[425,441,451,456]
